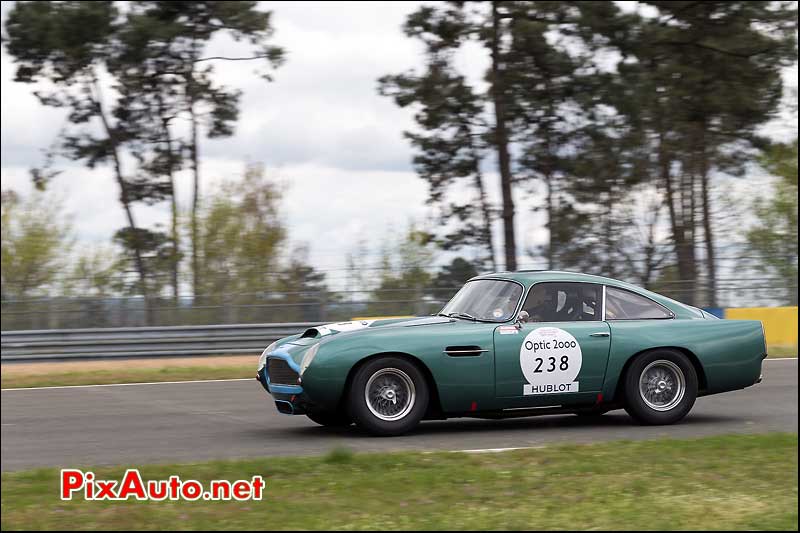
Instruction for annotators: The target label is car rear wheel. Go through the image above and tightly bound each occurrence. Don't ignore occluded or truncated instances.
[623,349,698,425]
[306,410,352,427]
[348,356,429,436]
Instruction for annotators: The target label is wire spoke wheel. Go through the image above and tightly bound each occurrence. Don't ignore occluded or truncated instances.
[365,368,416,421]
[639,359,686,411]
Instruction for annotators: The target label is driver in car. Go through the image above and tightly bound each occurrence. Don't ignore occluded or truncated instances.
[524,286,554,322]
[492,294,518,320]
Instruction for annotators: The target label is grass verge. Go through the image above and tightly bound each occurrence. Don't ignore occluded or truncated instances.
[1,356,254,389]
[1,433,797,530]
[1,364,253,389]
[768,346,798,358]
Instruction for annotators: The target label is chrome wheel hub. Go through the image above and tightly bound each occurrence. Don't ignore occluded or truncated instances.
[381,388,396,403]
[365,368,415,421]
[639,360,685,412]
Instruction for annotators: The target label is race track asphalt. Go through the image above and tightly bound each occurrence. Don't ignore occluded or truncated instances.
[1,359,796,472]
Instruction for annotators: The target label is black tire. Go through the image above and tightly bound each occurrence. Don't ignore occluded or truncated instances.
[348,356,429,436]
[306,410,352,427]
[623,349,698,425]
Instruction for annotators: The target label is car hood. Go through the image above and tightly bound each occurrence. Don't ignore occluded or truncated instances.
[289,316,450,344]
[271,315,486,368]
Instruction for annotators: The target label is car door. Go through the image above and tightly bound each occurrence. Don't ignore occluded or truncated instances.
[494,282,610,406]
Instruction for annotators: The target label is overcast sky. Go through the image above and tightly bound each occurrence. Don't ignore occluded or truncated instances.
[1,1,797,289]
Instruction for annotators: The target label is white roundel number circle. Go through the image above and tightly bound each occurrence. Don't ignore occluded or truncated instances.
[519,327,582,395]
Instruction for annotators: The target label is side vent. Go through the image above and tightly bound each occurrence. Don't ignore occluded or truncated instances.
[443,346,489,357]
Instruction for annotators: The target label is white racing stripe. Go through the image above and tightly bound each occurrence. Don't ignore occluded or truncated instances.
[1,357,795,392]
[1,377,254,392]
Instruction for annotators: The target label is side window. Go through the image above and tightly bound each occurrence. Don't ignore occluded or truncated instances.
[522,283,601,322]
[605,287,673,320]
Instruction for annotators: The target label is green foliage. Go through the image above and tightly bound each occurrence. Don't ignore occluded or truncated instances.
[603,1,797,305]
[367,225,438,317]
[113,226,178,296]
[433,257,480,290]
[379,53,495,269]
[380,2,654,272]
[1,189,73,299]
[432,257,481,302]
[746,142,799,304]
[4,1,118,85]
[114,1,285,146]
[273,245,333,322]
[195,163,285,296]
[61,247,119,297]
[385,1,797,307]
[113,1,286,297]
[3,1,286,302]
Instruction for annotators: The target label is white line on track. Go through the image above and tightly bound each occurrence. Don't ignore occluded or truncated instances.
[1,377,253,392]
[451,446,545,454]
[1,357,795,392]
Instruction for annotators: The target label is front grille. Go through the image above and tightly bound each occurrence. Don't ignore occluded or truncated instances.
[267,358,299,385]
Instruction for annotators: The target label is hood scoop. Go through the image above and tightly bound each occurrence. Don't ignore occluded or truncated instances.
[300,328,323,339]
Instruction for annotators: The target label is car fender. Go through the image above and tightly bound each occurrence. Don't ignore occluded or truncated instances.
[602,319,765,400]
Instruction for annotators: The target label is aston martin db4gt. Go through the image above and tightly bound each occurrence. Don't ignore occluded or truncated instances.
[256,271,767,436]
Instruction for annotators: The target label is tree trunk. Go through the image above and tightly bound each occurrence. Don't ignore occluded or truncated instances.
[469,135,496,271]
[490,1,517,271]
[604,195,614,277]
[698,126,717,307]
[189,94,201,299]
[473,167,496,272]
[156,94,180,304]
[659,130,696,305]
[685,167,698,304]
[164,117,180,304]
[545,173,554,270]
[91,76,151,322]
[541,103,556,271]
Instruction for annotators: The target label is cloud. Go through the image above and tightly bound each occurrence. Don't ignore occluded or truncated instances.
[1,0,797,287]
[1,0,434,281]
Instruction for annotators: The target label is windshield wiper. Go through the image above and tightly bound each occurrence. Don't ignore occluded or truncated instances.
[448,312,477,321]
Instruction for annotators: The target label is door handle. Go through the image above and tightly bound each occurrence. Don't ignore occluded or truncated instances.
[589,332,610,337]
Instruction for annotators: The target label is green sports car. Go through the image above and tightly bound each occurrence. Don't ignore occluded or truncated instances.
[256,271,767,436]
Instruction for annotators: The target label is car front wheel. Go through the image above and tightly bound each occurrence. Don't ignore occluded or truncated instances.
[623,349,698,425]
[348,356,429,436]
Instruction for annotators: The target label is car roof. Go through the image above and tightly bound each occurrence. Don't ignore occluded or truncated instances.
[469,270,704,319]
[470,270,633,287]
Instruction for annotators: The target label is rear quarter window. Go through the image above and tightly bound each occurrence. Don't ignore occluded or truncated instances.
[605,287,673,320]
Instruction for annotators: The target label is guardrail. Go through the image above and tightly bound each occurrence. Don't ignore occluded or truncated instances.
[4,306,797,363]
[0,323,321,362]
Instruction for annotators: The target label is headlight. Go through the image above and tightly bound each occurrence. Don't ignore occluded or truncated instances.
[257,341,278,372]
[300,343,320,376]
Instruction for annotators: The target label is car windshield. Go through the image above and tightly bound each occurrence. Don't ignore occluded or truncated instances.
[440,279,523,322]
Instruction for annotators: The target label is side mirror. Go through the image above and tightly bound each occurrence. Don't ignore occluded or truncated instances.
[515,310,530,329]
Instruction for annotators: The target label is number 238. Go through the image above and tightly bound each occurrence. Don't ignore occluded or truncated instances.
[533,355,569,373]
